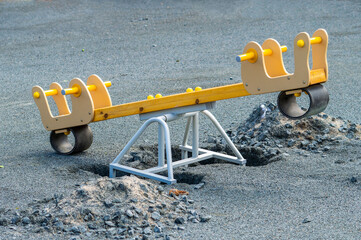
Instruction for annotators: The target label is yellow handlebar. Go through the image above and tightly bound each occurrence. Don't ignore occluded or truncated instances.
[33,81,111,99]
[297,37,322,48]
[61,81,111,96]
[236,45,287,62]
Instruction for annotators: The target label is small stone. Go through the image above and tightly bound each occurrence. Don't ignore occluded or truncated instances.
[117,228,127,235]
[103,215,111,221]
[78,226,87,233]
[148,206,155,213]
[164,235,172,240]
[126,210,134,218]
[139,184,148,193]
[181,195,189,203]
[350,177,357,183]
[229,77,233,80]
[334,160,345,164]
[194,183,205,190]
[69,237,80,240]
[302,218,311,224]
[105,221,116,227]
[188,209,197,216]
[88,223,97,229]
[151,212,161,221]
[70,226,81,234]
[54,221,64,230]
[301,140,310,147]
[154,226,162,233]
[76,189,87,197]
[174,217,185,224]
[0,218,9,226]
[207,136,216,143]
[107,227,117,235]
[322,146,331,151]
[200,215,212,222]
[128,229,135,236]
[143,227,152,235]
[134,207,142,215]
[11,216,21,225]
[157,186,164,193]
[104,200,114,208]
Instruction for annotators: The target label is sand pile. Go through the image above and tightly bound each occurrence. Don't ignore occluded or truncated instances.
[0,176,209,239]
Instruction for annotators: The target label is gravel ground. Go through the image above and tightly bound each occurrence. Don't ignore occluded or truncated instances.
[0,0,360,239]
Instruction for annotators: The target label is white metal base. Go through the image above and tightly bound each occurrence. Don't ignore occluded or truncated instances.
[109,103,246,184]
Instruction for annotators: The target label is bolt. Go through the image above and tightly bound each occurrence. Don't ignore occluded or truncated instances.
[104,113,108,119]
[88,112,91,115]
[245,83,248,86]
[55,119,58,121]
[287,76,291,80]
[80,120,83,122]
[139,107,144,112]
[257,88,261,91]
[303,81,306,84]
[195,99,200,104]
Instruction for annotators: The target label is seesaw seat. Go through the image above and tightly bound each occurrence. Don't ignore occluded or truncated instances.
[32,75,112,154]
[241,29,328,95]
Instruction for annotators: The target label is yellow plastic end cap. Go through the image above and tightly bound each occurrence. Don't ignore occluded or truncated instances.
[297,39,305,48]
[195,87,202,91]
[155,94,162,98]
[186,88,193,93]
[147,95,154,100]
[33,92,40,98]
[104,81,112,88]
[294,92,301,97]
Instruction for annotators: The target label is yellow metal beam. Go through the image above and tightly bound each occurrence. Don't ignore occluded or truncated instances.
[93,83,251,122]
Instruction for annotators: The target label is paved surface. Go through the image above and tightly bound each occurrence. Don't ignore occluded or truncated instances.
[0,0,360,239]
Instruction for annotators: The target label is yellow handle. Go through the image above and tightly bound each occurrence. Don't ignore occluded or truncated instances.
[236,45,287,62]
[34,81,112,98]
[61,81,112,96]
[297,37,322,48]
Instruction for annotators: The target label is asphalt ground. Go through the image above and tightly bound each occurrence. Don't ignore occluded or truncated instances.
[0,0,360,239]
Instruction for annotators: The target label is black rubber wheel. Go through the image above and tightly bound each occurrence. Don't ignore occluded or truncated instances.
[50,125,93,154]
[277,84,329,119]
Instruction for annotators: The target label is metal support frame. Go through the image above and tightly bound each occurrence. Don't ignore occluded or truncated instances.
[109,103,246,184]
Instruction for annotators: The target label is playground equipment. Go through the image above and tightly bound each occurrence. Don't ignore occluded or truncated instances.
[32,29,329,183]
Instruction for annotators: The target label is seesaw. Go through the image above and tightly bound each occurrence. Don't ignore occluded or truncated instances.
[32,29,329,184]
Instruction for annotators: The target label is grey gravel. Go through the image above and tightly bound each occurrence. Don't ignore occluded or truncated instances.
[0,1,360,240]
[151,212,161,221]
[126,210,134,218]
[174,217,185,224]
